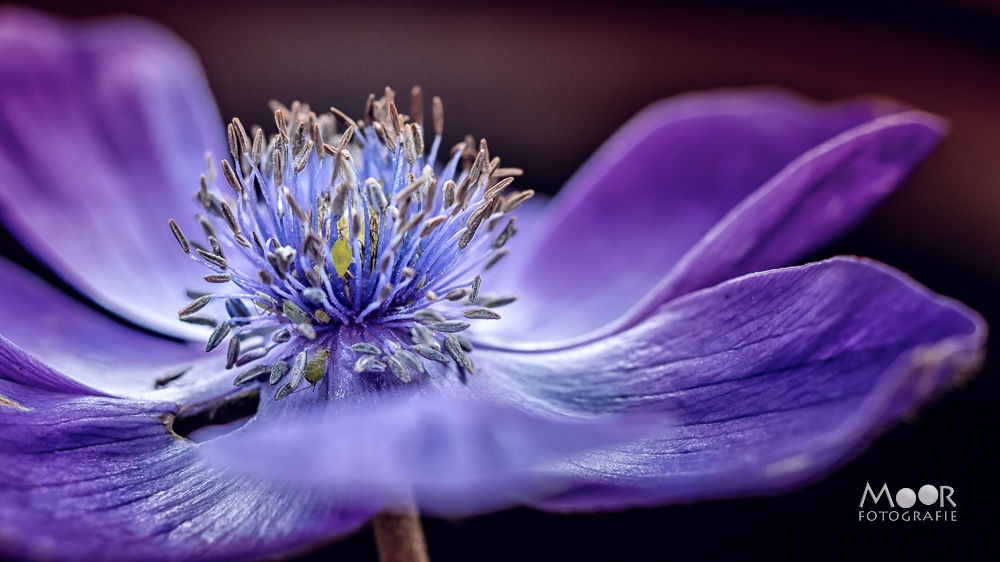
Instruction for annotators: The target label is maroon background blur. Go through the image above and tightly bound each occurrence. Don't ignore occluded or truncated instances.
[3,1,999,560]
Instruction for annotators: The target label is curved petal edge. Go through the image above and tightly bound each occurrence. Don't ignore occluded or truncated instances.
[467,257,985,510]
[0,7,227,340]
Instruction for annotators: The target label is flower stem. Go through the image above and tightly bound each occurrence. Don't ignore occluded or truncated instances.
[373,509,430,562]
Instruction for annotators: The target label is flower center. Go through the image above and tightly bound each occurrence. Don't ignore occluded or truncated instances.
[168,88,531,400]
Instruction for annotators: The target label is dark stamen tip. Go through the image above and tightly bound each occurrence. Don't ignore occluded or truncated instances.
[470,275,482,303]
[181,314,219,328]
[428,320,470,333]
[168,219,190,254]
[206,322,231,352]
[234,364,269,386]
[275,381,295,401]
[179,295,212,317]
[444,337,474,373]
[351,342,382,355]
[386,356,412,383]
[464,308,501,320]
[196,248,228,270]
[221,159,243,195]
[270,361,289,386]
[226,336,240,370]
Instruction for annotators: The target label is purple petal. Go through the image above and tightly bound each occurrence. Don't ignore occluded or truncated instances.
[0,255,219,400]
[488,90,926,345]
[470,257,984,509]
[618,111,946,338]
[199,392,666,516]
[0,333,99,397]
[0,340,376,561]
[0,8,226,339]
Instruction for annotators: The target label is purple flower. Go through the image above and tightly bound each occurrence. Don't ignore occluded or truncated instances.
[0,8,986,562]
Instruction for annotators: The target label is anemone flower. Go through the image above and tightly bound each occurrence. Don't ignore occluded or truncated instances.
[0,8,986,562]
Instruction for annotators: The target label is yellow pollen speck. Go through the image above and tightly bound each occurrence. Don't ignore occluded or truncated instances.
[331,237,351,277]
[314,310,331,323]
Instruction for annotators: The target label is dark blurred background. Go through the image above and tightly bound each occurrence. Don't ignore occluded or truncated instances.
[5,0,1000,559]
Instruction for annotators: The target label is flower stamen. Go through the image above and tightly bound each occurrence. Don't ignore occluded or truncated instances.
[169,89,529,398]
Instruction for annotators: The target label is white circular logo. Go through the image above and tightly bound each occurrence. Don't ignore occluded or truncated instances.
[918,484,939,506]
[896,487,916,508]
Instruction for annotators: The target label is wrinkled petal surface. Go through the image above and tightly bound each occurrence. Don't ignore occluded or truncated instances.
[199,392,666,516]
[470,257,984,509]
[0,338,376,562]
[201,326,665,516]
[488,90,937,345]
[0,8,226,339]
